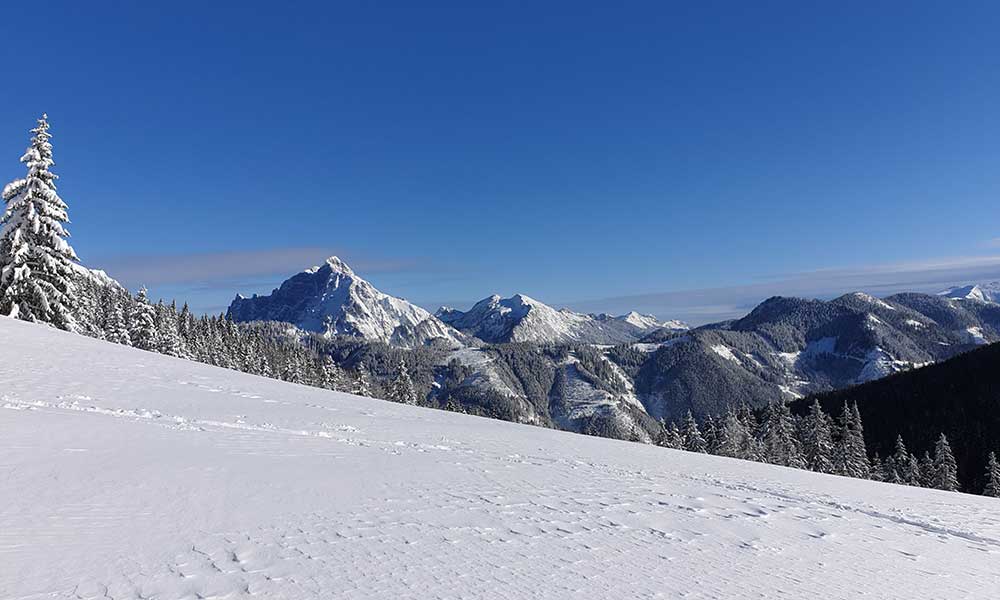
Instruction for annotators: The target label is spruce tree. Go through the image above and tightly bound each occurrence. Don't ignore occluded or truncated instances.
[681,410,707,453]
[801,400,834,473]
[103,296,132,346]
[0,114,79,328]
[983,452,1000,498]
[918,451,935,488]
[887,435,921,486]
[155,300,184,357]
[702,414,721,455]
[932,433,960,492]
[870,454,886,482]
[130,287,158,351]
[717,408,747,458]
[660,421,683,449]
[389,360,417,405]
[834,402,870,479]
[761,400,805,468]
[318,357,346,391]
[351,362,375,397]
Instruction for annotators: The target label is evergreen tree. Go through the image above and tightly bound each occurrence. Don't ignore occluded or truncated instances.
[761,400,805,468]
[737,402,765,461]
[317,357,346,391]
[801,400,834,473]
[681,410,707,453]
[388,359,417,405]
[932,433,959,492]
[659,421,683,449]
[130,287,158,351]
[702,414,722,455]
[834,402,870,479]
[870,454,886,482]
[0,114,78,328]
[155,300,184,357]
[101,287,132,346]
[716,408,746,458]
[983,452,1000,498]
[918,451,935,488]
[352,363,374,397]
[888,435,921,486]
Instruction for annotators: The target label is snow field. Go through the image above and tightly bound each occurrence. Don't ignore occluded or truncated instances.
[2,317,999,599]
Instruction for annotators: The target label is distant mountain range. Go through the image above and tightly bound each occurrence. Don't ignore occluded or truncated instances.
[630,291,1000,420]
[227,256,687,347]
[224,257,1000,434]
[436,293,686,344]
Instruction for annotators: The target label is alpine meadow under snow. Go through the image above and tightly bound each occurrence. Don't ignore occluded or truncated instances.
[3,317,1000,599]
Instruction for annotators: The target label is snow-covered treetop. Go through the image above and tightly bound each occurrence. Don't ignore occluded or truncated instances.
[0,113,79,327]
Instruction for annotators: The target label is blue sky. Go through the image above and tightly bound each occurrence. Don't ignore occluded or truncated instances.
[1,2,999,323]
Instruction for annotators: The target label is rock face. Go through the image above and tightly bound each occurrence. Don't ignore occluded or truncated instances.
[227,256,464,347]
[437,294,686,345]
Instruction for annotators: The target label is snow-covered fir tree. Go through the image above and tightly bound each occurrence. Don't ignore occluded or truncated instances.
[716,405,762,461]
[983,452,1000,498]
[0,114,79,329]
[870,454,886,482]
[155,300,185,357]
[834,402,870,479]
[352,363,374,398]
[761,400,805,468]
[932,433,959,492]
[317,357,346,391]
[680,410,707,453]
[658,421,683,449]
[888,435,921,486]
[388,359,417,405]
[800,400,834,473]
[918,451,935,488]
[103,298,131,345]
[130,287,158,351]
[702,414,721,455]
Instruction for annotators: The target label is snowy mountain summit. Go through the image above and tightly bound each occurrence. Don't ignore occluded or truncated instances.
[227,256,464,347]
[437,293,685,344]
[940,282,1000,304]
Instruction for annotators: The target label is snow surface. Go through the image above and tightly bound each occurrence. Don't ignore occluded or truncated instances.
[2,317,999,599]
[709,344,741,364]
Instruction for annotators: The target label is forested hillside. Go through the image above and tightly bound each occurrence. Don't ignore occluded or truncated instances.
[795,342,1000,493]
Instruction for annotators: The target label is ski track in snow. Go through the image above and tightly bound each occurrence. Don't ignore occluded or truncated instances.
[2,318,999,599]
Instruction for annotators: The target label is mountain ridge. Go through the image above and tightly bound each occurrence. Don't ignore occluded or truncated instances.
[227,256,466,348]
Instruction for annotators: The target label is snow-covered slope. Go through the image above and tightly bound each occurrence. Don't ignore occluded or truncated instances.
[2,317,998,599]
[941,282,1000,303]
[227,256,464,347]
[437,293,685,344]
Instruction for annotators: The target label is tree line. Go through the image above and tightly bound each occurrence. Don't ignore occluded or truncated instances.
[652,400,1000,497]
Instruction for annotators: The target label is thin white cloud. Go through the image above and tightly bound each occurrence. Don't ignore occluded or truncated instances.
[564,255,1000,325]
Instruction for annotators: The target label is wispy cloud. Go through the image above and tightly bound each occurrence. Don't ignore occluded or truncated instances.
[92,247,422,288]
[564,255,1000,325]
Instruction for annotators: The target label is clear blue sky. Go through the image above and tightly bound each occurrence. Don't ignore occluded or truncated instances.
[1,2,999,323]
